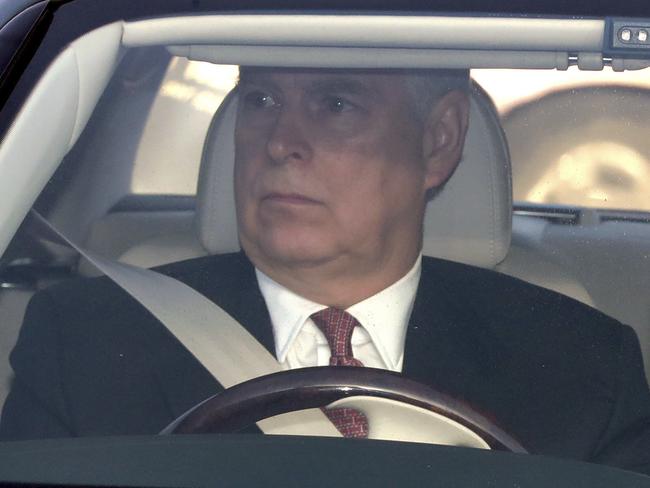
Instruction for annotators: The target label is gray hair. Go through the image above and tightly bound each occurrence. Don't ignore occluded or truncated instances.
[405,69,470,122]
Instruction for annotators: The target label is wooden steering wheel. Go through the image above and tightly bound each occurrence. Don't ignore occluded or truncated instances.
[162,367,527,453]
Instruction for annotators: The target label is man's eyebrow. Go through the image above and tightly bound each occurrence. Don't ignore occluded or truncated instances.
[236,74,378,97]
[307,78,374,96]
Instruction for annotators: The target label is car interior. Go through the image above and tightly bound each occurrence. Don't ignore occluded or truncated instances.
[1,12,650,441]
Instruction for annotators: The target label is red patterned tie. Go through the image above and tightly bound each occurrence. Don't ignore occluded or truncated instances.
[311,308,369,438]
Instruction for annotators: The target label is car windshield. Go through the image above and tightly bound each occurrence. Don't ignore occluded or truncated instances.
[1,2,650,486]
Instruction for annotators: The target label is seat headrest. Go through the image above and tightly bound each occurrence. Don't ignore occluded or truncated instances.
[196,83,512,268]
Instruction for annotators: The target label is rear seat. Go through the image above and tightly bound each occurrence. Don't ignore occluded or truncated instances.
[79,204,204,277]
[497,215,594,306]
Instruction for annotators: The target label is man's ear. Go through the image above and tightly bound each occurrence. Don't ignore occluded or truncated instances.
[421,90,470,191]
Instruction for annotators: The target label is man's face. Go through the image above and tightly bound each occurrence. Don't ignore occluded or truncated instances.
[234,68,465,278]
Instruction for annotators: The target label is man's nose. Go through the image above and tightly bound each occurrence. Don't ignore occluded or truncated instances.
[266,108,313,164]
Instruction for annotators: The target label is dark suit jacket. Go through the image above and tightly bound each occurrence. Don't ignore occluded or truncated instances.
[2,252,650,474]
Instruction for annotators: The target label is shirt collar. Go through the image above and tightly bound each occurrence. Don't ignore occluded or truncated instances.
[255,255,422,370]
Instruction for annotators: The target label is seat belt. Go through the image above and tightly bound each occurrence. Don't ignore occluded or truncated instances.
[30,211,341,437]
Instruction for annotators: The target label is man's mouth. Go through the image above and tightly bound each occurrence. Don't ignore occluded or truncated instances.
[262,192,321,205]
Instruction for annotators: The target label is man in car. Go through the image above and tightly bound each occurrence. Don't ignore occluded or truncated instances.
[2,67,650,474]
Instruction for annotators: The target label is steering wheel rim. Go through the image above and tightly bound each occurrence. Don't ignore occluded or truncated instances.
[162,366,527,453]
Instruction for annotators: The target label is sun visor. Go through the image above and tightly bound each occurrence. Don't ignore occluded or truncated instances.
[119,14,650,71]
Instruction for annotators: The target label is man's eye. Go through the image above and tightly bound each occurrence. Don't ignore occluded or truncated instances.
[323,96,354,113]
[243,90,278,109]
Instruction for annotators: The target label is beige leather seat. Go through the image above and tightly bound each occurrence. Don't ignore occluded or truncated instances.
[191,86,512,267]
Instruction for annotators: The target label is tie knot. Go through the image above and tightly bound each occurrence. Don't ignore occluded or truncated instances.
[311,308,363,367]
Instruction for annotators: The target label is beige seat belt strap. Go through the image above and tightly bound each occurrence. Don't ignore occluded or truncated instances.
[31,211,340,437]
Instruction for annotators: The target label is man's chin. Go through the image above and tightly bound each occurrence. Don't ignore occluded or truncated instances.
[263,247,336,269]
[245,238,339,270]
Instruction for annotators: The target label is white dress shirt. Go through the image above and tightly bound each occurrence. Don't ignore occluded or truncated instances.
[255,255,422,373]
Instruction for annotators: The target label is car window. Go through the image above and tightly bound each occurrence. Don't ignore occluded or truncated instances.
[473,68,650,213]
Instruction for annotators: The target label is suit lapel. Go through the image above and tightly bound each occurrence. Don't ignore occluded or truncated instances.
[221,256,276,355]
